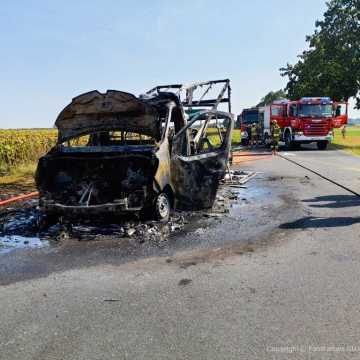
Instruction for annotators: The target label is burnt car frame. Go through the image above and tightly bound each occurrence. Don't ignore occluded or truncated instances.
[36,79,234,221]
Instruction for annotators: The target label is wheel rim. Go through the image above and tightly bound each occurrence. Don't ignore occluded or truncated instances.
[156,194,170,219]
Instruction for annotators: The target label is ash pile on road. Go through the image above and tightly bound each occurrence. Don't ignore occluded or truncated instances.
[0,205,188,245]
[222,170,257,186]
[43,214,188,245]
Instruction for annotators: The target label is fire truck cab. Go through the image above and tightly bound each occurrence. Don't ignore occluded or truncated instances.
[263,97,348,150]
[238,107,264,146]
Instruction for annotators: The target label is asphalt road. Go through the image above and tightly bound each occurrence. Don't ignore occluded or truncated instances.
[1,146,360,359]
[281,144,360,193]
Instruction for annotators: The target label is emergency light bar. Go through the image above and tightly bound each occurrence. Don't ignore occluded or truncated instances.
[300,97,332,104]
[273,99,289,105]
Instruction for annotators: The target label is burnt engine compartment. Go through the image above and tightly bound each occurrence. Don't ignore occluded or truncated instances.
[36,151,158,209]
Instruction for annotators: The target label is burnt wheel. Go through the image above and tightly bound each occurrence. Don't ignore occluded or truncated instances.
[154,193,171,222]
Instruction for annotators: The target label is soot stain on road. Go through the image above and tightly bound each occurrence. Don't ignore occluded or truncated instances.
[178,278,192,286]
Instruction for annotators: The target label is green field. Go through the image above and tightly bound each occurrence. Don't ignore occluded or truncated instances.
[331,126,360,156]
[230,129,242,146]
[0,129,57,188]
[206,128,241,147]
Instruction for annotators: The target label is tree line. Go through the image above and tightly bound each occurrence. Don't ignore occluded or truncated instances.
[261,0,359,108]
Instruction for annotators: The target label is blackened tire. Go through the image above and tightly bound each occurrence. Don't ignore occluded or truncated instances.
[154,193,171,222]
[317,141,328,150]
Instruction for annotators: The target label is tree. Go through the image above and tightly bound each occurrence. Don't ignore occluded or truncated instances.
[257,90,287,107]
[280,0,360,108]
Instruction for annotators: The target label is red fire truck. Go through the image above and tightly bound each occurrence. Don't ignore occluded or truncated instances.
[262,97,348,150]
[237,108,261,145]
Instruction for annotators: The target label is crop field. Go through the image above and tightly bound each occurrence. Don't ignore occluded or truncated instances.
[0,128,242,175]
[0,129,57,174]
[331,126,360,156]
[207,128,242,147]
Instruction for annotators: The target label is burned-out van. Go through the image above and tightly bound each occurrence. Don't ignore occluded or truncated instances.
[36,80,233,222]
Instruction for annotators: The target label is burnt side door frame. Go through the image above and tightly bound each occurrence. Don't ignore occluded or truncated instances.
[170,110,234,210]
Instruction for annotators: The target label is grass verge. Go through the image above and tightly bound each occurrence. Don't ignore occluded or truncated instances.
[0,163,36,187]
[331,126,360,156]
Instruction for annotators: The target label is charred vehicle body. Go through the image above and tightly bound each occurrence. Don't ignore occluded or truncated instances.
[36,80,234,221]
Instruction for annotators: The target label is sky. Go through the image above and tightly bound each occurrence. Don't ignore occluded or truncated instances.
[0,0,359,128]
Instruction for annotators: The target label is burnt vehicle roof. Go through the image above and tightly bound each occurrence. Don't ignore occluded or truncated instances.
[55,90,182,143]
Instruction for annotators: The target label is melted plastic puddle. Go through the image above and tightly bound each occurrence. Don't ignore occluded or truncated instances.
[0,235,49,254]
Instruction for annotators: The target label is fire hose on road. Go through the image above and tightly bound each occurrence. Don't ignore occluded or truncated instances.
[278,154,360,197]
[0,192,39,207]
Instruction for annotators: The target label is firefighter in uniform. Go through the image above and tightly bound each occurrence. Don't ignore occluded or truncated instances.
[256,122,262,146]
[251,123,258,147]
[270,120,280,155]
